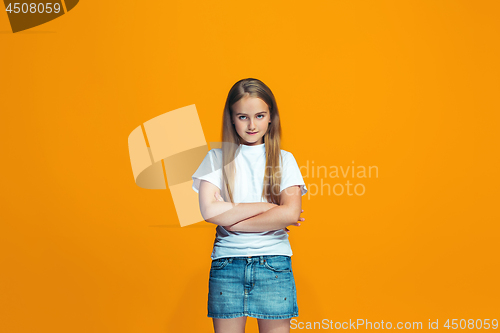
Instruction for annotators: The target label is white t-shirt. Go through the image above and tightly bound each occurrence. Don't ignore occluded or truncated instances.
[191,143,308,260]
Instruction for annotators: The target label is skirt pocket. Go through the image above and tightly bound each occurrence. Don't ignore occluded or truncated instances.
[210,258,230,270]
[263,256,292,273]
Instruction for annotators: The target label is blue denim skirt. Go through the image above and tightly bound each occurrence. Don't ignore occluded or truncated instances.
[208,255,298,319]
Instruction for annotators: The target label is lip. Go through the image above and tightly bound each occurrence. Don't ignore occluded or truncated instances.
[246,132,258,135]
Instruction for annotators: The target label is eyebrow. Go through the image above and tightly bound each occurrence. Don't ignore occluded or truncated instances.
[235,111,268,116]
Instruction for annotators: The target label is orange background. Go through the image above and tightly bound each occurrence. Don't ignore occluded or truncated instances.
[1,1,499,332]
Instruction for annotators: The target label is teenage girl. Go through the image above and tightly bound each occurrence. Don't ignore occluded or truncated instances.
[191,78,308,333]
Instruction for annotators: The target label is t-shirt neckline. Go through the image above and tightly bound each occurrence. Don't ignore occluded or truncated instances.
[239,143,266,154]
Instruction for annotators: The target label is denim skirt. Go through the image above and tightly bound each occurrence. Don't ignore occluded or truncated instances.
[208,255,298,319]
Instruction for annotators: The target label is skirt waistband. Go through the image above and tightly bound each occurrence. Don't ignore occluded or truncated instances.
[215,255,290,264]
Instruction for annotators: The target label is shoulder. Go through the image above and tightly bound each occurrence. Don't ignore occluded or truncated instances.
[280,149,292,157]
[279,149,295,161]
[279,149,304,171]
[207,148,223,167]
[206,148,222,155]
[209,148,222,158]
[279,149,300,169]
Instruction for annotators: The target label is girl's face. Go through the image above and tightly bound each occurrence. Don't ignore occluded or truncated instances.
[231,96,271,146]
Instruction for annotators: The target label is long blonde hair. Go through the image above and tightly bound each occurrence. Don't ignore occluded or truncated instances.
[220,78,283,205]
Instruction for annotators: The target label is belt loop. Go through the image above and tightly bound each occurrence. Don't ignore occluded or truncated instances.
[260,256,264,265]
[228,258,233,264]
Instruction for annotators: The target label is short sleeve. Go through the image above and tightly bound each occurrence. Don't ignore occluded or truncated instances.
[191,150,222,193]
[280,151,308,196]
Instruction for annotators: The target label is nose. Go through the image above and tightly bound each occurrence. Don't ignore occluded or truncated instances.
[248,119,256,130]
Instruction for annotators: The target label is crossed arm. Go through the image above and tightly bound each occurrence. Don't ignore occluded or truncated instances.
[198,180,304,233]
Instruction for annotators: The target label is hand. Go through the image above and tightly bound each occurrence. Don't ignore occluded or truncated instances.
[214,192,224,202]
[284,209,305,233]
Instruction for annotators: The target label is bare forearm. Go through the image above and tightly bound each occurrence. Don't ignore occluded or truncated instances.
[225,205,300,232]
[203,201,277,226]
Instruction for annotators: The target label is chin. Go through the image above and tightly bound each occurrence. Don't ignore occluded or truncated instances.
[241,138,256,145]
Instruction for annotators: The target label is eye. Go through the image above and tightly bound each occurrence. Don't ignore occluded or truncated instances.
[237,114,265,120]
